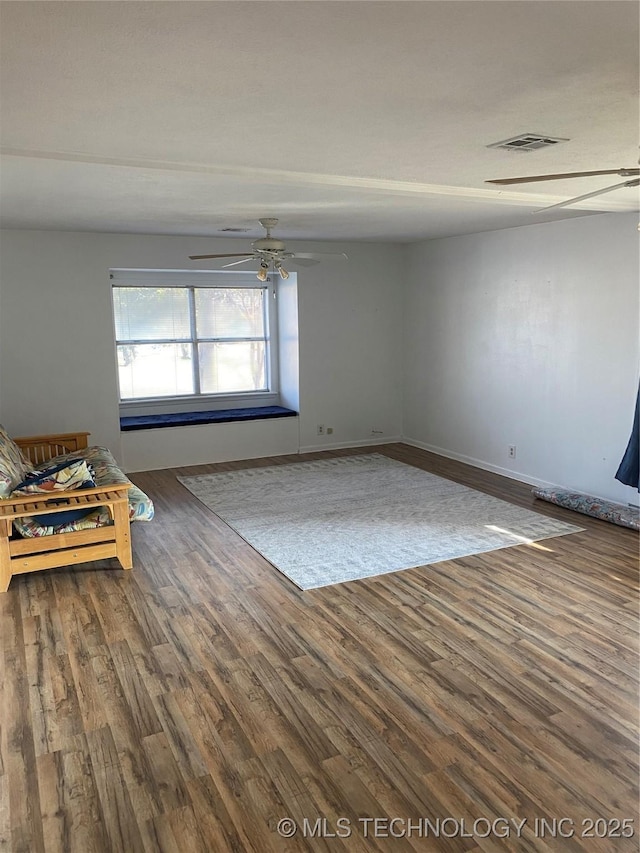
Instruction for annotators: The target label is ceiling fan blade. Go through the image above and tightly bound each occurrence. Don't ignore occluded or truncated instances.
[288,257,320,267]
[535,178,640,213]
[487,168,639,186]
[293,252,349,261]
[189,253,253,260]
[222,257,257,268]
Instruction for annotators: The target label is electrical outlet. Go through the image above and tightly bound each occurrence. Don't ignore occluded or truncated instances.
[508,445,517,459]
[317,424,325,436]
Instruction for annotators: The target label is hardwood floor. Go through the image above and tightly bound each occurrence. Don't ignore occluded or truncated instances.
[1,444,638,852]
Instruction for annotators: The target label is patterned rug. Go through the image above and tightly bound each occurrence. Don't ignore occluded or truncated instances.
[177,454,583,589]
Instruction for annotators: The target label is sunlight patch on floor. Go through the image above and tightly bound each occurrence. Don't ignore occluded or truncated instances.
[485,524,555,552]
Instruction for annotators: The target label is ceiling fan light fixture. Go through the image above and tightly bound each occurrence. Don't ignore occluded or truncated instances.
[275,261,289,280]
[256,261,269,282]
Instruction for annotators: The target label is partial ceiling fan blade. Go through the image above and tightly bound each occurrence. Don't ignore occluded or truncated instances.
[535,178,640,213]
[487,168,639,186]
[289,257,321,267]
[292,252,349,261]
[222,257,257,268]
[189,253,253,260]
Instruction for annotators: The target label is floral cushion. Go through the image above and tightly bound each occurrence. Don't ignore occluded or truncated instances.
[12,445,154,538]
[13,459,95,494]
[63,446,154,521]
[12,460,97,526]
[14,507,113,538]
[0,424,33,498]
[533,487,639,531]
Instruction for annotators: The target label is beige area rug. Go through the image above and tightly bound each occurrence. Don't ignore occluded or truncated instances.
[178,454,583,589]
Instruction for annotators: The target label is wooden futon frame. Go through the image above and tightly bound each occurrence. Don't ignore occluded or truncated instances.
[0,431,132,593]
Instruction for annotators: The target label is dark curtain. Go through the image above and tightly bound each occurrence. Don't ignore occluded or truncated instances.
[615,383,640,490]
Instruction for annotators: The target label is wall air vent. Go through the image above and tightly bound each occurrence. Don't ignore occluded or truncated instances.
[487,134,570,153]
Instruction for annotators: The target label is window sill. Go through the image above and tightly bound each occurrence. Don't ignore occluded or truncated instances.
[120,406,297,432]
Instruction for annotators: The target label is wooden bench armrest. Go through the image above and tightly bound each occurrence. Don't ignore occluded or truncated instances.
[0,483,131,522]
[14,432,91,466]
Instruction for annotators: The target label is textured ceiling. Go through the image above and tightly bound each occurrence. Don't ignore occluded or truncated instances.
[1,0,638,243]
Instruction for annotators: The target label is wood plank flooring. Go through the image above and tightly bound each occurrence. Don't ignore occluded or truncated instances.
[1,444,638,852]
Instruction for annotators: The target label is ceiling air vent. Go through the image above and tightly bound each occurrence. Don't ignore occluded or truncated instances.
[219,227,250,233]
[487,134,570,153]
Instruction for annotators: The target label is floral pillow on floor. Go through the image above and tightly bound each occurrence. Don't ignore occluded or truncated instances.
[533,486,639,531]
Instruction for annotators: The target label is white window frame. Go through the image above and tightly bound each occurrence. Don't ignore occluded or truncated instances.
[110,269,279,416]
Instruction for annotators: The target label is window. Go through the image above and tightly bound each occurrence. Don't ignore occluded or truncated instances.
[111,270,278,411]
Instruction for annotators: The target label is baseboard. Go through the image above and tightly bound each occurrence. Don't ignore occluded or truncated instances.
[403,437,640,508]
[400,436,558,490]
[299,435,403,454]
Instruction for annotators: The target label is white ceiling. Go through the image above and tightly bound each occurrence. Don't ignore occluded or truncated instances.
[1,1,638,243]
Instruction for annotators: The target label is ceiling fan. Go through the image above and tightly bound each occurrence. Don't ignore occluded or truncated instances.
[189,218,348,280]
[486,167,640,212]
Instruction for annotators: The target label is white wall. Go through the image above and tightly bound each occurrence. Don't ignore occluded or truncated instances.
[3,215,635,502]
[403,212,640,504]
[0,230,404,470]
[296,247,404,453]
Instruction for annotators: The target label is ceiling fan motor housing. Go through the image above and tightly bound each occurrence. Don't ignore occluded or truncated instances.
[251,237,287,254]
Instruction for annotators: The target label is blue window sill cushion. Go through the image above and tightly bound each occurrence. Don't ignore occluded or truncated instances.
[120,406,297,432]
